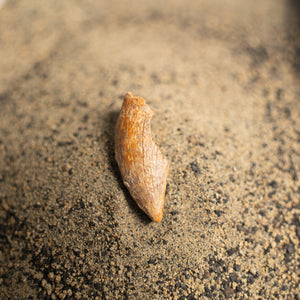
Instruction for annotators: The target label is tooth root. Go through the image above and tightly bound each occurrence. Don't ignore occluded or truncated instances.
[114,92,169,222]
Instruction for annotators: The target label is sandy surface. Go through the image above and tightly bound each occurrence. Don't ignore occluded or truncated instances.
[0,0,299,299]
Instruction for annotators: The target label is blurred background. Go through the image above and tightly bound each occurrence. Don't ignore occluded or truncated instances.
[0,0,299,299]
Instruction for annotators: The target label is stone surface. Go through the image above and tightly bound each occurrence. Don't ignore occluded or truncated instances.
[0,0,299,299]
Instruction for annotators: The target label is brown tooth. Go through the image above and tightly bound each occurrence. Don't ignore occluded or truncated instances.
[114,92,169,222]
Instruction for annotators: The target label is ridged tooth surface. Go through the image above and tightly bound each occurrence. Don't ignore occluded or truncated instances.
[114,92,169,222]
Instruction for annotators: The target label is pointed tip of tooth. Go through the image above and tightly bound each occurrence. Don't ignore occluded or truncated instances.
[151,212,163,222]
[137,195,164,222]
[147,204,164,222]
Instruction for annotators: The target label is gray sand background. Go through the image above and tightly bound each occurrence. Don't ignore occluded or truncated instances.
[0,0,299,299]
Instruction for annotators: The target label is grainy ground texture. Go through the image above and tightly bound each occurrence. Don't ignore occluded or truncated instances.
[0,0,300,299]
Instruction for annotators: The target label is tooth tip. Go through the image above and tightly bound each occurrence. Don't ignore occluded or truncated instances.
[151,211,163,222]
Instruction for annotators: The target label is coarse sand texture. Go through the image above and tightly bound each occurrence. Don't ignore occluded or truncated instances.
[0,0,299,299]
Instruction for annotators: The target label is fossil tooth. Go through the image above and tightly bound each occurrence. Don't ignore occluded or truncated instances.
[114,92,169,222]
